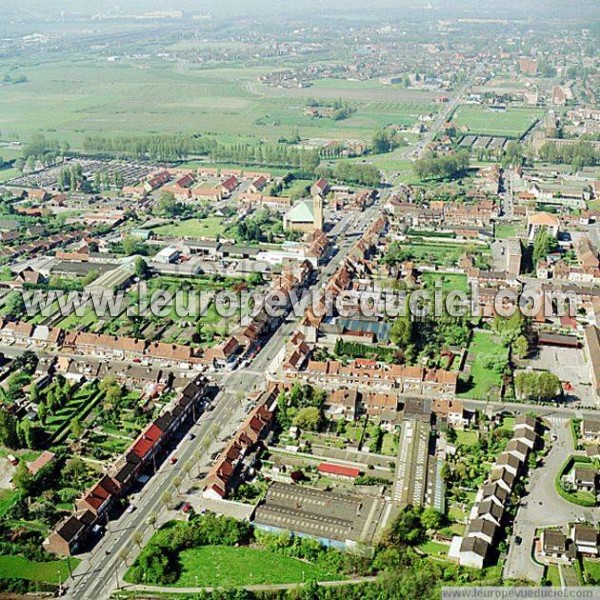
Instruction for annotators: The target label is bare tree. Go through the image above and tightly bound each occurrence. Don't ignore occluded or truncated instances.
[161,491,173,510]
[132,531,144,549]
[118,547,130,567]
[146,512,157,530]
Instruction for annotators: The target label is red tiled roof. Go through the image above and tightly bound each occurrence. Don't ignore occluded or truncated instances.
[317,462,360,479]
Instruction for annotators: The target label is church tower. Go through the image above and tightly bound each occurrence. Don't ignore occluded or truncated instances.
[313,195,323,231]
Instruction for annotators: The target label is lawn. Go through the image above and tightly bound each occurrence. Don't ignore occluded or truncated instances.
[545,564,561,587]
[0,556,79,583]
[418,540,449,558]
[421,272,470,295]
[451,105,544,138]
[583,558,600,584]
[455,430,479,447]
[169,545,343,587]
[0,489,20,518]
[390,241,470,268]
[494,223,518,239]
[153,217,229,239]
[459,331,509,400]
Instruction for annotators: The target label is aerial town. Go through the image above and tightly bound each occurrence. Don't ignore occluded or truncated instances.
[0,1,598,599]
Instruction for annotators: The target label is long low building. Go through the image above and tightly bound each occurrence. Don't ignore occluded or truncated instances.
[252,481,389,551]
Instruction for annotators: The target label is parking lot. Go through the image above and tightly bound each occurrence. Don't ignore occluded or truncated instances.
[527,346,594,407]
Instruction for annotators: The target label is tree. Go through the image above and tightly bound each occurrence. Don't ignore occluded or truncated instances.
[292,407,322,431]
[12,461,34,494]
[161,491,173,510]
[532,228,558,265]
[390,312,413,347]
[0,408,19,448]
[132,530,144,548]
[173,476,182,494]
[119,547,130,567]
[37,401,47,425]
[71,417,83,439]
[5,291,25,319]
[513,335,529,359]
[147,512,157,530]
[420,507,443,531]
[372,129,392,154]
[134,257,150,280]
[154,191,179,217]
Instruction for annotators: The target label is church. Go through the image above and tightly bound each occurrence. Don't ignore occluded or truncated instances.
[283,196,324,234]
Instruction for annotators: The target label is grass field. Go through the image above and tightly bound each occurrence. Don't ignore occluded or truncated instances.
[0,556,80,583]
[494,223,518,239]
[451,105,544,138]
[0,489,20,518]
[421,272,470,294]
[455,429,479,446]
[418,540,449,558]
[583,558,600,583]
[545,564,562,587]
[0,58,439,147]
[164,545,343,587]
[153,217,230,239]
[460,331,509,400]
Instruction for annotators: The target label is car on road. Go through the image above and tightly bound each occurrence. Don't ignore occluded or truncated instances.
[514,536,522,546]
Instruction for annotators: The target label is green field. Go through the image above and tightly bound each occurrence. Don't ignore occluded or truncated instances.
[418,540,449,558]
[460,331,509,400]
[421,272,470,294]
[0,489,20,518]
[494,224,518,239]
[455,429,479,446]
[0,556,79,583]
[545,564,562,587]
[451,105,544,138]
[583,558,600,584]
[153,217,230,239]
[0,59,440,147]
[158,545,343,588]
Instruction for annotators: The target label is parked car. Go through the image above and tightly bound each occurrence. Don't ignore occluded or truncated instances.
[182,502,192,514]
[170,456,178,465]
[125,504,136,514]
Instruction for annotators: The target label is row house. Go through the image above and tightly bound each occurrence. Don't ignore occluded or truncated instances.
[288,359,457,396]
[433,398,475,430]
[454,417,538,569]
[45,376,209,555]
[203,389,278,500]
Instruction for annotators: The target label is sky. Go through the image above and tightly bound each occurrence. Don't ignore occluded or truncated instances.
[2,0,598,20]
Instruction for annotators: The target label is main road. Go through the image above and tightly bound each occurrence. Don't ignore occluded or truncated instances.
[66,202,382,600]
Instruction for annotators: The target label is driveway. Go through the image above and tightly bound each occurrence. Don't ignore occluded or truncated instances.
[503,416,598,583]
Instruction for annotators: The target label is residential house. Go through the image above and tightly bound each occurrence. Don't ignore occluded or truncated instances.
[458,536,490,569]
[540,530,569,560]
[581,419,600,443]
[570,524,599,557]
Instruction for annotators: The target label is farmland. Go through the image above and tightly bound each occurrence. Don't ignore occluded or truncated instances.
[451,105,544,138]
[0,58,439,147]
